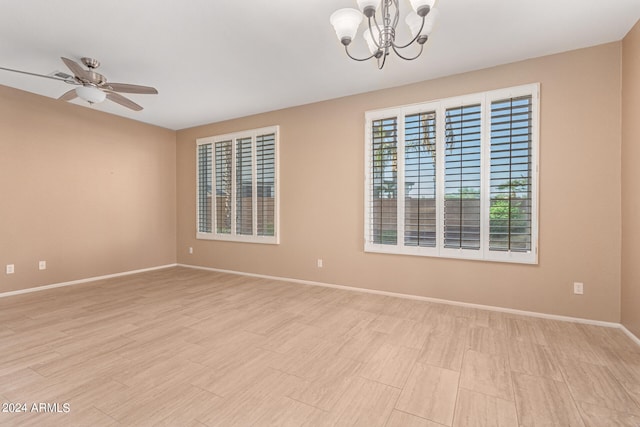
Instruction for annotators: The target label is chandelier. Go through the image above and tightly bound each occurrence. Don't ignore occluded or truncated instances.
[330,0,438,69]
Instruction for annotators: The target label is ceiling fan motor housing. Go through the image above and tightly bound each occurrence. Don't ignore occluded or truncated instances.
[81,57,100,69]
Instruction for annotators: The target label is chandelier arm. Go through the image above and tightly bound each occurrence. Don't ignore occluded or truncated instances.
[377,51,388,69]
[391,43,424,61]
[378,56,385,69]
[344,45,378,62]
[393,15,426,49]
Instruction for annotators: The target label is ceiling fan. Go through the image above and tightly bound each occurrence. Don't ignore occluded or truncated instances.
[0,57,158,111]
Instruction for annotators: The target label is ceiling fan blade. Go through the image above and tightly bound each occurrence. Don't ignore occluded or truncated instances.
[107,83,158,94]
[59,89,77,101]
[106,92,143,111]
[61,57,89,80]
[0,66,77,84]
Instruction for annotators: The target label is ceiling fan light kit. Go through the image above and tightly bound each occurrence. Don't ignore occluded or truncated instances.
[75,85,106,104]
[330,0,438,69]
[0,56,158,111]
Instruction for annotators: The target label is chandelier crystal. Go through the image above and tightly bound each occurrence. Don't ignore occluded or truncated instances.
[330,0,439,69]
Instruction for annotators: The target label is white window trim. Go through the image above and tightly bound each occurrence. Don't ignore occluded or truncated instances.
[196,126,280,245]
[364,84,539,264]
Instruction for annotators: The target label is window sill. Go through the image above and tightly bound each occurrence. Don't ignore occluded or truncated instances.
[197,232,279,245]
[364,243,537,264]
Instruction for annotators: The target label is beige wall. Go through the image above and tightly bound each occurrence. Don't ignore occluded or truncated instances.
[177,42,622,322]
[0,40,627,324]
[622,20,640,336]
[0,85,177,293]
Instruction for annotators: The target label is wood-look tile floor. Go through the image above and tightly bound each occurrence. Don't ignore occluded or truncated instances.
[1,266,640,426]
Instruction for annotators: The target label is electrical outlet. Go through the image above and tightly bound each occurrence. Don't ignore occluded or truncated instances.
[573,282,584,295]
[317,259,323,268]
[39,260,46,270]
[189,247,193,254]
[6,264,14,274]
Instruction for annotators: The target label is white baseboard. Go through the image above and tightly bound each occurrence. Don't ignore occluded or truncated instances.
[620,324,640,347]
[178,263,624,330]
[3,262,638,347]
[0,264,178,299]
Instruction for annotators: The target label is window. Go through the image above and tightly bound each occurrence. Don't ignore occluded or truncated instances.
[197,126,279,244]
[365,84,538,263]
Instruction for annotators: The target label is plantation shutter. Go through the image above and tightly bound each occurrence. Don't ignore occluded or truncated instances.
[370,117,399,245]
[197,126,279,244]
[235,137,253,235]
[215,140,232,234]
[363,84,537,263]
[444,104,482,249]
[489,96,533,252]
[404,112,437,247]
[256,133,276,237]
[197,143,212,233]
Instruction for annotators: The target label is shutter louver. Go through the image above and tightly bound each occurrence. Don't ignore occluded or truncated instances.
[404,112,437,247]
[236,137,253,235]
[215,140,232,234]
[256,133,276,237]
[444,104,482,250]
[490,96,533,252]
[370,117,398,245]
[197,143,212,233]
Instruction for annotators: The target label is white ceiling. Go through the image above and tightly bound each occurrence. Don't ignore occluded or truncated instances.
[1,1,639,130]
